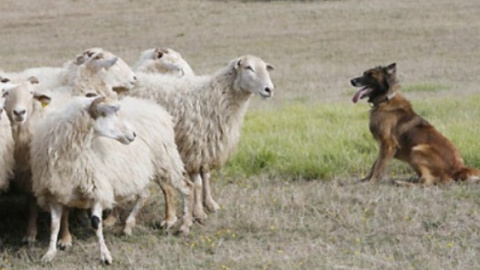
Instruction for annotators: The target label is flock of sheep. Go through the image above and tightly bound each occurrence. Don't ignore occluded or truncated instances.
[0,47,275,264]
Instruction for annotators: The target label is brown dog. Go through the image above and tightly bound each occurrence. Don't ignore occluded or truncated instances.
[350,63,480,186]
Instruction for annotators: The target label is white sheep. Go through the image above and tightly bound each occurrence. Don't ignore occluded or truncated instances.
[0,77,15,193]
[2,77,52,244]
[31,96,192,264]
[133,48,195,77]
[1,51,137,245]
[131,55,275,219]
[1,47,136,96]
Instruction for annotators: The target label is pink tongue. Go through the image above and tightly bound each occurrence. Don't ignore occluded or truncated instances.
[352,88,368,103]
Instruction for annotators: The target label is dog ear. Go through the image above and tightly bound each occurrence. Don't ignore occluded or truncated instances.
[386,63,396,75]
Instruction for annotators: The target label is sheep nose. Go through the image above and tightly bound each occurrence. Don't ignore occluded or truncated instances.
[133,75,137,81]
[132,132,137,138]
[264,87,273,94]
[13,109,26,116]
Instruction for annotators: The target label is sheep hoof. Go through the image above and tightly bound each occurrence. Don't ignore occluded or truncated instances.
[57,237,72,250]
[205,200,220,213]
[193,207,207,222]
[160,216,178,230]
[22,235,36,246]
[175,226,190,236]
[123,227,132,236]
[103,257,113,265]
[41,250,56,263]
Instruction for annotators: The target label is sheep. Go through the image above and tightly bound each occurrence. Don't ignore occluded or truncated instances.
[0,77,15,193]
[31,96,192,264]
[130,55,275,219]
[2,77,53,244]
[1,51,137,245]
[1,47,136,96]
[133,48,195,77]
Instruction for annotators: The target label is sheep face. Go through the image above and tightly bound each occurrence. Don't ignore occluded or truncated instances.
[2,78,50,125]
[88,97,136,145]
[233,55,275,99]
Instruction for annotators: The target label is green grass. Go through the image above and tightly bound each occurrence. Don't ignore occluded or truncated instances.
[224,94,480,180]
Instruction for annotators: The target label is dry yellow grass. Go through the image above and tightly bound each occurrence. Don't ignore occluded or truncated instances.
[1,0,480,269]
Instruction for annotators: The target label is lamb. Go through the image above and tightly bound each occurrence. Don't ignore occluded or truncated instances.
[130,55,275,219]
[0,77,15,193]
[31,96,192,264]
[133,48,195,77]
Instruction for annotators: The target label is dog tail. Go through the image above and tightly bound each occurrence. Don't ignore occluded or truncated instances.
[454,167,480,183]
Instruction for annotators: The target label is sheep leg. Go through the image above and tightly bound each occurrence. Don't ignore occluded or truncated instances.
[123,189,150,236]
[57,207,72,249]
[41,203,63,262]
[201,171,220,213]
[176,178,194,235]
[190,173,207,222]
[92,203,112,265]
[159,182,178,229]
[22,196,38,245]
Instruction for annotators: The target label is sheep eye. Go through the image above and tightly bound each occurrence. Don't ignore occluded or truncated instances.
[246,66,254,72]
[157,52,164,59]
[0,78,9,83]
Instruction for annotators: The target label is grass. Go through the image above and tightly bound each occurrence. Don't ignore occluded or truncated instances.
[2,0,480,269]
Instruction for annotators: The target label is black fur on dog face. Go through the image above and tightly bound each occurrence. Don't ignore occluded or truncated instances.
[350,63,397,103]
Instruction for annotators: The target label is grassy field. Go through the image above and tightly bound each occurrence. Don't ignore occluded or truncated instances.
[2,0,480,269]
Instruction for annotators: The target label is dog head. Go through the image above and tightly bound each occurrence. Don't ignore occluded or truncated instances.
[350,63,397,104]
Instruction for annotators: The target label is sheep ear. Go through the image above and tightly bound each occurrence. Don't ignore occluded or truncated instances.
[235,59,242,70]
[88,96,106,119]
[266,64,275,71]
[154,48,168,59]
[96,103,120,116]
[94,56,118,69]
[112,86,129,99]
[33,92,51,107]
[27,76,39,84]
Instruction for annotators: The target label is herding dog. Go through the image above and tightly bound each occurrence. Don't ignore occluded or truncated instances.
[350,63,480,186]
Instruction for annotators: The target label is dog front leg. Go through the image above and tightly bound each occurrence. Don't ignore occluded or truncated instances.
[360,159,377,182]
[369,140,397,183]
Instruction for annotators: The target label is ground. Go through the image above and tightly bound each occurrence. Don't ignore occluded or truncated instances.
[1,0,480,269]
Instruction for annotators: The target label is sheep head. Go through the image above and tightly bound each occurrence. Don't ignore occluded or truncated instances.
[87,96,136,145]
[2,77,51,124]
[75,48,138,96]
[135,47,193,77]
[233,55,275,99]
